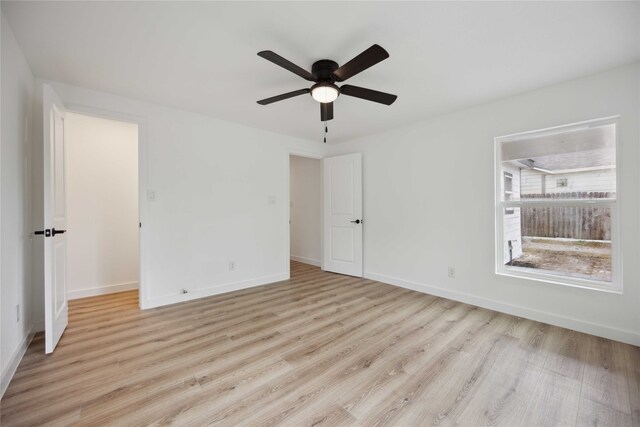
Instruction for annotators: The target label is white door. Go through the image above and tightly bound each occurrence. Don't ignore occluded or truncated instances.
[323,153,363,277]
[42,84,68,353]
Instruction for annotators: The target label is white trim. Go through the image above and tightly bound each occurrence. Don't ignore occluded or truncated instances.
[67,281,139,300]
[1,328,35,399]
[365,271,640,346]
[494,117,622,293]
[495,115,620,143]
[288,149,324,160]
[502,199,616,208]
[144,273,289,309]
[290,255,321,267]
[496,269,620,294]
[285,153,291,280]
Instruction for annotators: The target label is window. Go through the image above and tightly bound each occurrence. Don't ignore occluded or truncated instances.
[495,117,620,292]
[504,172,514,215]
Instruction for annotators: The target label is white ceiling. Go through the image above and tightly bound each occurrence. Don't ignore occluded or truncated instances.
[3,1,639,144]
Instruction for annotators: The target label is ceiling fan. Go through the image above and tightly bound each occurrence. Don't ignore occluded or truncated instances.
[256,44,397,122]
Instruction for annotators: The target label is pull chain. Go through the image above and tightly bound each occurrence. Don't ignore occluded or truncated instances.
[323,121,328,143]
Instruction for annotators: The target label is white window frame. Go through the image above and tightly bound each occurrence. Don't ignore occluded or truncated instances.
[494,116,621,293]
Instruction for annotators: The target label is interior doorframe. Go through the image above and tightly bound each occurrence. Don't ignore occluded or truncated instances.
[285,149,324,278]
[62,102,149,309]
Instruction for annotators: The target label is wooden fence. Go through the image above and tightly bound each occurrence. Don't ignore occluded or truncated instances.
[520,192,612,240]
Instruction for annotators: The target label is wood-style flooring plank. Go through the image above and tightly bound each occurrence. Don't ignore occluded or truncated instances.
[520,369,582,427]
[624,344,640,427]
[580,335,631,414]
[1,261,638,427]
[577,399,633,427]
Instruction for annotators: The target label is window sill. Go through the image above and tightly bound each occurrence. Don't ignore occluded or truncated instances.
[495,268,622,294]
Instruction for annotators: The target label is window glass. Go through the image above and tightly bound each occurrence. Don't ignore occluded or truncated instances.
[502,207,612,282]
[501,124,616,201]
[497,120,617,289]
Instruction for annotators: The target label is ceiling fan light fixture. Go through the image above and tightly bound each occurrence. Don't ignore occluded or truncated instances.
[311,83,339,103]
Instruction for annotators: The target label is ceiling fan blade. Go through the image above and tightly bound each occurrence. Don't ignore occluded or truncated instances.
[320,102,334,121]
[340,85,397,105]
[332,44,389,82]
[257,89,310,105]
[258,51,316,81]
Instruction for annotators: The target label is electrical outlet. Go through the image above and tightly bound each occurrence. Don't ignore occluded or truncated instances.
[268,196,276,205]
[147,190,157,201]
[229,261,236,271]
[448,267,455,278]
[16,304,20,322]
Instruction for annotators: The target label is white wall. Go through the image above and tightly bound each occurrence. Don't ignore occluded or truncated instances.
[329,63,640,345]
[65,112,139,299]
[29,80,328,323]
[1,13,35,396]
[289,155,321,266]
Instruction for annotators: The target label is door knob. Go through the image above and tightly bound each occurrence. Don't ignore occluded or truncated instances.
[52,228,67,236]
[350,219,361,224]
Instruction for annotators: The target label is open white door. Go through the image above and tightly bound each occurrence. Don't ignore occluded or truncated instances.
[42,84,68,353]
[323,153,363,277]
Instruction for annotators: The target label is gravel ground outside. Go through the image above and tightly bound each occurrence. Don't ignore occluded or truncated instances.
[509,237,611,282]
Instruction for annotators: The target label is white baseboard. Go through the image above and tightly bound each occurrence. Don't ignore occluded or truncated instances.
[68,281,139,300]
[365,271,640,347]
[1,327,35,399]
[141,273,289,309]
[290,255,321,267]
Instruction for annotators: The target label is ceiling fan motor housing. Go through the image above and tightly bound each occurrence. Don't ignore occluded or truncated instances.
[312,60,340,82]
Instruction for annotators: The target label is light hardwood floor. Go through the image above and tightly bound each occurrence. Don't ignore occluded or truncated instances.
[2,261,639,426]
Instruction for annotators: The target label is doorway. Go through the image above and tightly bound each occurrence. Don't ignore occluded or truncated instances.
[64,112,140,301]
[289,155,322,268]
